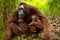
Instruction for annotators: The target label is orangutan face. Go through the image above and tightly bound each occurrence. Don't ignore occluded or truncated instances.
[18,5,25,18]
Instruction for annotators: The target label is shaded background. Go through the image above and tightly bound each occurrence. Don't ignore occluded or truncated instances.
[0,0,60,40]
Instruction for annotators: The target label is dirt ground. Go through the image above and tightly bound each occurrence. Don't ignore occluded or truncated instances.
[48,15,60,40]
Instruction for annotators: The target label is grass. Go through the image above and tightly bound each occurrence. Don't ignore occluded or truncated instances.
[11,36,41,40]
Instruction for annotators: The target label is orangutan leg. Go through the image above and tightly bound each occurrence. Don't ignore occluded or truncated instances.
[3,30,12,40]
[3,23,14,40]
[3,23,13,40]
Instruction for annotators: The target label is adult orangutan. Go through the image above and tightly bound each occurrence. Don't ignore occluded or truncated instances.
[18,2,52,40]
[3,2,52,40]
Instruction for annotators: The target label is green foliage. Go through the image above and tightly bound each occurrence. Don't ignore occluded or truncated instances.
[0,0,4,40]
[0,0,4,14]
[0,16,4,40]
[0,0,17,40]
[11,36,21,40]
[48,0,60,15]
[11,36,41,40]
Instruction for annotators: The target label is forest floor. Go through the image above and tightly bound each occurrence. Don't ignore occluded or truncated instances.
[48,15,60,40]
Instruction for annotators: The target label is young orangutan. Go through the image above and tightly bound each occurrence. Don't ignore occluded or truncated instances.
[28,15,44,34]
